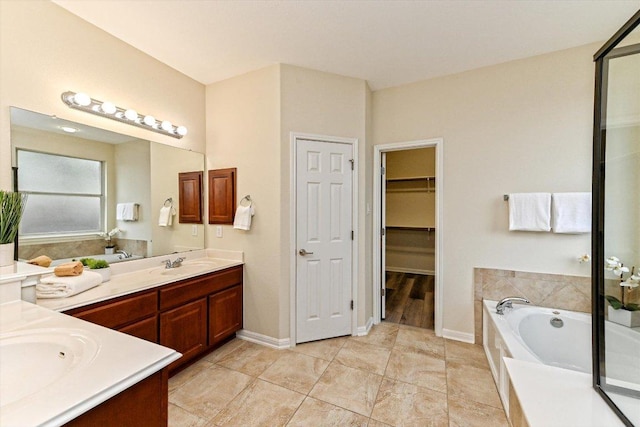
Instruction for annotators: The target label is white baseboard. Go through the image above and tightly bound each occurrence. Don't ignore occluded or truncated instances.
[356,317,374,336]
[236,329,291,349]
[386,267,435,276]
[442,328,475,344]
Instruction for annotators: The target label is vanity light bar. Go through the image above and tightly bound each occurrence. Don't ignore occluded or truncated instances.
[61,91,187,139]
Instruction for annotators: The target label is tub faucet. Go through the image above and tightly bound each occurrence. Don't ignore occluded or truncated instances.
[496,297,530,315]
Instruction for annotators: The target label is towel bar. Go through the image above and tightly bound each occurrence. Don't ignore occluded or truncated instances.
[164,197,173,207]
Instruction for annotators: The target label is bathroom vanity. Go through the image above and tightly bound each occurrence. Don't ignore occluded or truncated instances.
[0,250,244,425]
[63,262,243,373]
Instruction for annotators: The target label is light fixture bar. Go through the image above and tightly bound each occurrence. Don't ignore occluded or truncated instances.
[61,91,187,139]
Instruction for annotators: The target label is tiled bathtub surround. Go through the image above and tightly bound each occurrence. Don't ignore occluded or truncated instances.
[474,268,591,344]
[18,238,147,260]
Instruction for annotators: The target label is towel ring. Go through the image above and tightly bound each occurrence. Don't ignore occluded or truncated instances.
[164,197,173,207]
[240,195,252,207]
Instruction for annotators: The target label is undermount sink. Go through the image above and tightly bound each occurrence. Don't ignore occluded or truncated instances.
[149,259,230,276]
[149,265,204,276]
[0,328,99,407]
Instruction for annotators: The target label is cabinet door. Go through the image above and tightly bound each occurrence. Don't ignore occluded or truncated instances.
[118,316,158,343]
[209,285,243,346]
[160,298,207,368]
[208,168,236,224]
[178,171,203,224]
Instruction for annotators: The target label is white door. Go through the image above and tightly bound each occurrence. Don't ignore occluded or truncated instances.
[296,139,353,343]
[381,153,387,319]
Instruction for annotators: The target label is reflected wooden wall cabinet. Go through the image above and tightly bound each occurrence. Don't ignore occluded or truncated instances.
[178,171,203,224]
[208,168,236,224]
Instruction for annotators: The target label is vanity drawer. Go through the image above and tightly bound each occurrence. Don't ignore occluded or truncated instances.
[159,266,242,310]
[66,290,158,330]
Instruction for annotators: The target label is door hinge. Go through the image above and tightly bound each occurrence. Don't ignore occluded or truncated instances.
[349,159,354,170]
[381,166,385,175]
[381,288,385,297]
[350,300,354,310]
[381,227,385,236]
[351,230,354,240]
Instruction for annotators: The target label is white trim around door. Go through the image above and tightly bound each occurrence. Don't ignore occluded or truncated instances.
[373,138,444,336]
[290,132,359,346]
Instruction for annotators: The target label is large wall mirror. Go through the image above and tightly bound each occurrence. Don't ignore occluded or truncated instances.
[592,10,640,427]
[10,107,205,264]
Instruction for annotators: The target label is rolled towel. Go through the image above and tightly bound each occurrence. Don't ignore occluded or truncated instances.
[37,271,102,298]
[54,261,84,277]
[27,255,52,268]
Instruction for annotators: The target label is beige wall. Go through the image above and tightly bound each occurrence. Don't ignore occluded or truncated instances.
[206,64,371,340]
[206,65,282,339]
[373,44,596,337]
[0,1,206,192]
[280,64,371,331]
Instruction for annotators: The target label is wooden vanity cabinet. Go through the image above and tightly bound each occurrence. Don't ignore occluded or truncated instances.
[64,290,158,342]
[209,285,242,346]
[63,265,244,373]
[159,298,207,370]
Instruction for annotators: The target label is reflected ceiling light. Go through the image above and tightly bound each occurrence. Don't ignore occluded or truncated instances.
[61,91,187,139]
[59,126,78,133]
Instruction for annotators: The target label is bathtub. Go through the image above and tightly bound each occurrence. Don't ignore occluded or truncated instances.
[483,299,640,411]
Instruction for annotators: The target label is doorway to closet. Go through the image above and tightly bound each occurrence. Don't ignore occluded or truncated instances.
[373,139,443,335]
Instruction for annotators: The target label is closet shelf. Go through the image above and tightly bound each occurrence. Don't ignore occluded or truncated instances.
[386,226,436,231]
[386,176,435,182]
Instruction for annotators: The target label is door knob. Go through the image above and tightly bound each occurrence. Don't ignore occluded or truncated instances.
[299,249,314,256]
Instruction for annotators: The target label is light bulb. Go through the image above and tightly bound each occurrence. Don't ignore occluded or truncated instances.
[124,109,138,121]
[73,92,91,107]
[161,120,172,131]
[143,115,156,127]
[176,126,188,136]
[101,101,116,115]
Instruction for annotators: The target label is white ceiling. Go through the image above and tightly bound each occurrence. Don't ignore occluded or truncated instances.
[53,0,640,90]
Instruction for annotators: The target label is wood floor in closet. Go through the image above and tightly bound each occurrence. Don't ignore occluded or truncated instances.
[384,272,434,329]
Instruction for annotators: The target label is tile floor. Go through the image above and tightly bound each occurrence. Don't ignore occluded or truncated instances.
[168,322,510,427]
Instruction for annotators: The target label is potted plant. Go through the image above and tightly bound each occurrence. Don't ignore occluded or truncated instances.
[605,256,640,327]
[80,257,111,282]
[98,227,120,254]
[0,190,27,267]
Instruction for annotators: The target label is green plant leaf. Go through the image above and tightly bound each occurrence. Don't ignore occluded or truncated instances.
[625,303,640,312]
[0,191,27,244]
[605,295,623,309]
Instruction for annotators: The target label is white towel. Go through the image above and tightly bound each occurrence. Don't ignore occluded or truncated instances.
[551,192,591,234]
[117,203,139,221]
[233,205,255,230]
[508,193,551,232]
[36,271,102,298]
[158,205,175,227]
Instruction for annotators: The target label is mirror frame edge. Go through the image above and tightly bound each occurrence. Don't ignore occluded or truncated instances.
[591,9,640,427]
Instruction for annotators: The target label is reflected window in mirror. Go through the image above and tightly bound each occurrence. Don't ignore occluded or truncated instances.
[17,150,105,236]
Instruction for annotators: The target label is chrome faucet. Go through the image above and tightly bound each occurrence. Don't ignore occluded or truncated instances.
[116,249,131,258]
[171,257,185,268]
[496,297,530,315]
[162,257,186,269]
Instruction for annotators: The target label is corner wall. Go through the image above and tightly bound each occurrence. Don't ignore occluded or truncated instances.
[373,44,597,339]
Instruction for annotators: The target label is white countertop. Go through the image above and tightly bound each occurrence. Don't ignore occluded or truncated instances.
[37,249,244,312]
[504,358,625,427]
[0,262,53,284]
[0,300,181,426]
